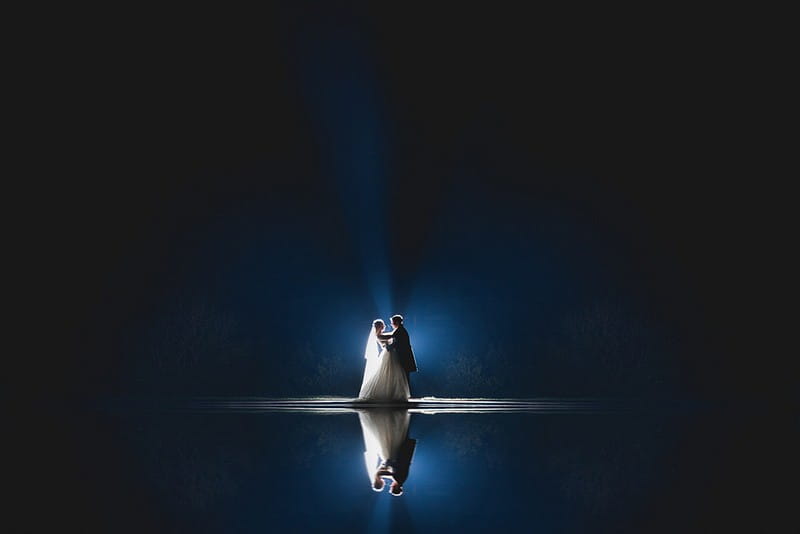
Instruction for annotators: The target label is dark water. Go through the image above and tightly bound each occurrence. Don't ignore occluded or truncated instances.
[43,399,792,533]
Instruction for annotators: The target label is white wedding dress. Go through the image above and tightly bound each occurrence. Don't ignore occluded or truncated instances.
[358,328,410,401]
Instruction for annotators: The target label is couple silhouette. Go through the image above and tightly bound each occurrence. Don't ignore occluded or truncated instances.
[358,314,417,402]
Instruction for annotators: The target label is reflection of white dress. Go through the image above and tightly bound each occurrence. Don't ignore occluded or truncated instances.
[358,409,410,480]
[358,336,410,401]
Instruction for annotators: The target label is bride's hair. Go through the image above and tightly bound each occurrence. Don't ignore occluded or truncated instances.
[372,319,385,329]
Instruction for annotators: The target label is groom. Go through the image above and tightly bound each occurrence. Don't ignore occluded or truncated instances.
[377,314,418,395]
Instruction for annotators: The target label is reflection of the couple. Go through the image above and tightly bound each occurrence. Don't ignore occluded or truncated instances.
[357,409,416,496]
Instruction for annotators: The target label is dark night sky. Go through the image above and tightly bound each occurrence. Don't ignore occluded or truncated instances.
[19,4,790,402]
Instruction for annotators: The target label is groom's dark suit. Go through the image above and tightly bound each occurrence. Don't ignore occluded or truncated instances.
[381,325,417,373]
[387,437,416,486]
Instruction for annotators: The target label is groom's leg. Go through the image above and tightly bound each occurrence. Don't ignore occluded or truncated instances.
[406,371,411,397]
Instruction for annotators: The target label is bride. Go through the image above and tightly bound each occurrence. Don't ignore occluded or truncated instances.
[358,319,410,401]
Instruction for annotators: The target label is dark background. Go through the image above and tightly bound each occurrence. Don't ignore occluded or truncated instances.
[14,3,795,532]
[18,4,788,401]
[29,4,787,401]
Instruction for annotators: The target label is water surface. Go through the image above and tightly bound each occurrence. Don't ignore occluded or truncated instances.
[56,398,787,532]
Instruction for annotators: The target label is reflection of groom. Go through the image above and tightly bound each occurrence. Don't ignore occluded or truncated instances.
[377,314,418,396]
[377,433,416,496]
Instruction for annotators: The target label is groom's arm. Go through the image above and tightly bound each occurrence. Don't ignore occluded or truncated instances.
[376,332,395,341]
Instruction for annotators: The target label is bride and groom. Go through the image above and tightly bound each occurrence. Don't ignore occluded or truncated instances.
[358,314,417,401]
